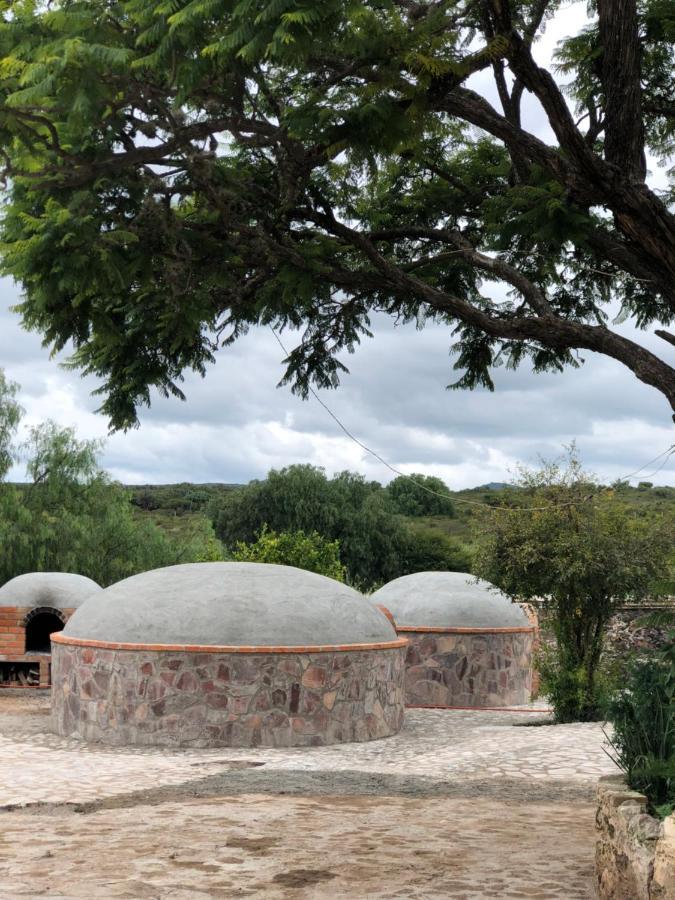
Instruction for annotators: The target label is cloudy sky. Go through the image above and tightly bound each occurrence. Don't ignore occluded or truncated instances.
[1,5,674,489]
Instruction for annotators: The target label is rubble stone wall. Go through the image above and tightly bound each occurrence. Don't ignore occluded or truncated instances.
[532,601,674,660]
[51,639,406,748]
[400,628,534,708]
[596,775,675,900]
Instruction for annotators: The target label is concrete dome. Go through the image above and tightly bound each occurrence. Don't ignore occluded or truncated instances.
[0,572,102,610]
[63,562,397,647]
[371,571,529,630]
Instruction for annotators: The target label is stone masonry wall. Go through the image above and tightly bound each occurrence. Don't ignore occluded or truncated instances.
[51,642,406,748]
[401,630,533,708]
[596,775,675,899]
[532,601,674,661]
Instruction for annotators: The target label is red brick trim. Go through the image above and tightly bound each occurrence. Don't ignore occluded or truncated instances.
[375,604,396,627]
[50,633,409,654]
[395,625,536,634]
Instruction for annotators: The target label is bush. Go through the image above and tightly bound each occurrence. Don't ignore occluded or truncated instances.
[605,656,675,816]
[473,447,672,723]
[231,526,345,581]
[536,643,621,723]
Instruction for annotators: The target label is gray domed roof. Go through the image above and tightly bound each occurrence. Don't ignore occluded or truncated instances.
[0,572,102,610]
[62,562,398,647]
[371,572,530,629]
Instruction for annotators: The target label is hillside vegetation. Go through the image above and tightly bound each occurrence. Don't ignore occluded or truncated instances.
[129,476,675,594]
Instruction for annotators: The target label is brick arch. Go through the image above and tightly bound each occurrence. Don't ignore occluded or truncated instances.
[22,606,67,627]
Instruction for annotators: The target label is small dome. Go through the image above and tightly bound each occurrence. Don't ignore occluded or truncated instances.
[371,571,530,629]
[0,572,102,609]
[63,562,397,647]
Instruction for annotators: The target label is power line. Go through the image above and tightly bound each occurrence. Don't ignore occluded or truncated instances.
[618,444,675,481]
[270,328,674,514]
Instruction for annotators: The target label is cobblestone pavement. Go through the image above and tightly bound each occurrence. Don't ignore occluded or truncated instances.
[0,693,613,898]
[0,693,617,808]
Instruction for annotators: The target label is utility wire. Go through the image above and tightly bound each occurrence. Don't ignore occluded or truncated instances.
[270,328,674,514]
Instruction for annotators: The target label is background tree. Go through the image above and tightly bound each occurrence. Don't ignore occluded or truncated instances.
[386,474,455,517]
[232,526,345,581]
[0,370,22,480]
[473,449,673,722]
[211,463,468,589]
[0,0,673,429]
[0,371,224,586]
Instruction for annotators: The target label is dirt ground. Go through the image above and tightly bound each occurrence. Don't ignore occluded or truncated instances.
[0,691,598,899]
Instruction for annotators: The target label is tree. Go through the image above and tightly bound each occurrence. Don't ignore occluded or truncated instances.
[0,370,22,480]
[211,463,468,588]
[0,374,224,585]
[386,473,455,517]
[473,449,672,722]
[211,464,400,588]
[0,1,673,430]
[0,420,181,585]
[232,526,345,581]
[396,525,472,576]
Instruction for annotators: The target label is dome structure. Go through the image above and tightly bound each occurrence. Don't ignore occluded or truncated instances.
[371,572,535,709]
[0,572,102,688]
[62,562,396,647]
[0,572,102,610]
[52,562,406,748]
[372,571,530,630]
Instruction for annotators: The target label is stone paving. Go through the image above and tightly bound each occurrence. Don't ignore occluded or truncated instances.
[0,693,618,809]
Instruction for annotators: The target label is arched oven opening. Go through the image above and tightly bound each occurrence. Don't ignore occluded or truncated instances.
[24,607,66,654]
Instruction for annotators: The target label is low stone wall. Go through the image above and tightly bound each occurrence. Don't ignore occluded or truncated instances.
[596,775,675,899]
[532,601,674,661]
[400,628,534,707]
[51,640,406,748]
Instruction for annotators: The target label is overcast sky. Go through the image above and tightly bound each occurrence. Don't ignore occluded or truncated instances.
[1,5,674,489]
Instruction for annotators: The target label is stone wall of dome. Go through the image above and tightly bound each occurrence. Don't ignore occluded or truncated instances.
[51,562,406,747]
[371,572,535,709]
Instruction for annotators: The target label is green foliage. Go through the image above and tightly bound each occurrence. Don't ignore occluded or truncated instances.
[211,464,469,590]
[212,465,395,589]
[0,369,22,480]
[0,2,672,428]
[232,525,345,581]
[396,524,472,576]
[0,371,224,586]
[474,448,673,723]
[605,656,675,815]
[130,482,237,514]
[386,473,455,517]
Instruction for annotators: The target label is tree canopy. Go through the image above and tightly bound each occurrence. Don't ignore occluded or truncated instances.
[0,0,673,428]
[473,448,673,721]
[386,473,455,516]
[232,525,346,581]
[0,368,224,585]
[210,463,470,588]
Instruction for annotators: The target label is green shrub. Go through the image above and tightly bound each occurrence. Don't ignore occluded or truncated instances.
[536,643,621,723]
[232,526,345,582]
[604,656,675,815]
[473,447,672,723]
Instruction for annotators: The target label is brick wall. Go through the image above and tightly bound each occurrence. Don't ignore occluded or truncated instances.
[0,606,76,686]
[0,606,29,656]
